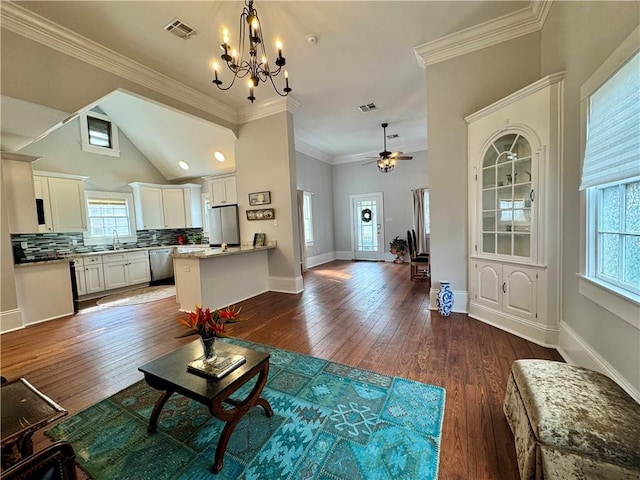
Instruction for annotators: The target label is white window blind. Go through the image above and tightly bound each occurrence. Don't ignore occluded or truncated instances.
[580,52,640,190]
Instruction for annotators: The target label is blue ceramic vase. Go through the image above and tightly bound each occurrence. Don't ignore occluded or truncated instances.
[437,281,453,316]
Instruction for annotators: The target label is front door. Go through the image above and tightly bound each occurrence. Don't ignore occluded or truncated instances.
[350,193,384,261]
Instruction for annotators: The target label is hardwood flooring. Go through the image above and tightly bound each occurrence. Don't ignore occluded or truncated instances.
[1,260,562,479]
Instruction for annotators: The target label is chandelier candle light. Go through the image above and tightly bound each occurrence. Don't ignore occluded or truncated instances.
[213,0,291,103]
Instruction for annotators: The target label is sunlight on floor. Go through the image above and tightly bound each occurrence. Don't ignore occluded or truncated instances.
[313,269,353,281]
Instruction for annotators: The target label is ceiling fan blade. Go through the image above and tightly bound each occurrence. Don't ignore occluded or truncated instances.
[361,159,379,166]
[392,155,413,160]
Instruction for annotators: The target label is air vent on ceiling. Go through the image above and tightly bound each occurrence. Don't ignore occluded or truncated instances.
[386,133,399,139]
[358,103,377,113]
[163,18,197,40]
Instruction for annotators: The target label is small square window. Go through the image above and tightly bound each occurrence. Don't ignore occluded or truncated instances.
[80,111,120,157]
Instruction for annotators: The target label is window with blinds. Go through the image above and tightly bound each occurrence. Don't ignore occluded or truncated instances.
[581,47,640,301]
[83,192,136,245]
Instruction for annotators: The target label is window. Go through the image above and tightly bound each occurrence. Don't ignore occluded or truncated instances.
[83,191,136,246]
[423,189,430,235]
[80,111,120,157]
[579,31,639,325]
[303,191,314,244]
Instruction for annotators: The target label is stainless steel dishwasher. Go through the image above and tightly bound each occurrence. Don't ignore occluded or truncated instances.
[149,248,174,283]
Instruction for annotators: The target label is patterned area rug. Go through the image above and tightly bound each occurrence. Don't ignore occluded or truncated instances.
[96,285,176,307]
[46,338,445,479]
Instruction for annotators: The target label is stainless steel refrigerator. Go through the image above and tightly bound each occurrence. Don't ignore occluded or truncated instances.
[209,204,240,247]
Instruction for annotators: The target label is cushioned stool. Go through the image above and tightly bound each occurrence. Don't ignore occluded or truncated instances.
[503,360,640,480]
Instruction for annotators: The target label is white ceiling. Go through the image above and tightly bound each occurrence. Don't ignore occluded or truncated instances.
[5,1,530,175]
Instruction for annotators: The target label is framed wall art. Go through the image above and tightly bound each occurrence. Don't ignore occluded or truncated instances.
[246,208,275,221]
[248,191,271,206]
[253,233,266,247]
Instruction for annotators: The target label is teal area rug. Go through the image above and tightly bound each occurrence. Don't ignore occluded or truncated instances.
[47,338,445,479]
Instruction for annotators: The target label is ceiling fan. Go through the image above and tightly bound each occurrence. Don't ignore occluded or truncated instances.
[362,123,413,173]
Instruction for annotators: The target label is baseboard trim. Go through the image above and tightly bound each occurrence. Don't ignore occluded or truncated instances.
[429,288,469,314]
[306,252,336,269]
[269,275,304,294]
[334,251,353,261]
[0,308,23,334]
[557,320,640,403]
[468,302,558,348]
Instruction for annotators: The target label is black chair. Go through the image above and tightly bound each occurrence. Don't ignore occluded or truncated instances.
[0,442,77,480]
[407,230,430,281]
[411,229,429,257]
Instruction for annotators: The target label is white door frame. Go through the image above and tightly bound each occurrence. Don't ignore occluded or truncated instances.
[349,192,385,261]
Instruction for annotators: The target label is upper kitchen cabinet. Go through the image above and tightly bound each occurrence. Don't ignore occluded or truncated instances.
[33,171,88,233]
[206,175,237,206]
[129,182,202,230]
[466,73,564,346]
[1,153,39,233]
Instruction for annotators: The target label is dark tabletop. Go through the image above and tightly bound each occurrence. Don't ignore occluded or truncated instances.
[138,340,270,404]
[1,378,67,443]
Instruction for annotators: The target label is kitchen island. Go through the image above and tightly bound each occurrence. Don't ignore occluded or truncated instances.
[172,244,276,312]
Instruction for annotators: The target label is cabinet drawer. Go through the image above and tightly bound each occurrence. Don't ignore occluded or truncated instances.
[127,251,149,261]
[102,253,127,263]
[83,256,103,265]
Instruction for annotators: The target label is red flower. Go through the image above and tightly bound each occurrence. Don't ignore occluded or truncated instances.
[178,305,241,339]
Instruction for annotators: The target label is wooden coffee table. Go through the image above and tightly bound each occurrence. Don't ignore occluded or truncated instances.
[138,340,273,473]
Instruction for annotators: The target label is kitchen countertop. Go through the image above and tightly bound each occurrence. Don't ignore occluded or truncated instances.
[14,258,72,268]
[172,244,276,259]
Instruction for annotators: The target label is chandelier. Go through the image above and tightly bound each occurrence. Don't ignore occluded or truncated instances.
[212,0,291,103]
[377,158,396,173]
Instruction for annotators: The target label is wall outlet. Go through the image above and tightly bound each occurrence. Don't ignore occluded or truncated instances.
[20,242,28,249]
[152,234,157,241]
[72,239,78,245]
[273,219,278,226]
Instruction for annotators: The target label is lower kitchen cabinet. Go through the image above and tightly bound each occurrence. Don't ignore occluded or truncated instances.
[83,257,106,295]
[102,251,150,291]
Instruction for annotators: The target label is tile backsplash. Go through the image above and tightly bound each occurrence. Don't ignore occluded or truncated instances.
[11,229,207,261]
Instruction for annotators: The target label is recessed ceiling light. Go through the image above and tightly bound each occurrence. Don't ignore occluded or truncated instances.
[178,161,190,170]
[214,151,225,162]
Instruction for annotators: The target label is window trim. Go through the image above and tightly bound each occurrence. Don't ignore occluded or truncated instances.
[579,25,640,329]
[80,111,121,157]
[83,191,137,246]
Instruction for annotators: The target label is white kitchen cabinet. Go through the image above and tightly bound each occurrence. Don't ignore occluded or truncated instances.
[129,183,202,230]
[162,188,186,228]
[102,251,150,290]
[208,175,237,206]
[2,153,39,233]
[83,256,106,295]
[33,172,88,233]
[466,73,563,346]
[183,184,203,228]
[73,257,87,296]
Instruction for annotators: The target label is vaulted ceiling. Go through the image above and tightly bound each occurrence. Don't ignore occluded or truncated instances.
[2,1,533,177]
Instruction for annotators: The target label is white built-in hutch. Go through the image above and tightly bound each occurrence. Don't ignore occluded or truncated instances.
[466,73,564,346]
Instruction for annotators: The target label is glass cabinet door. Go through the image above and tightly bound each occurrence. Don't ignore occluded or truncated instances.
[481,134,533,258]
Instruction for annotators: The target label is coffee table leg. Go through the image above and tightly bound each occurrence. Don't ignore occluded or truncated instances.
[148,390,174,433]
[210,362,273,473]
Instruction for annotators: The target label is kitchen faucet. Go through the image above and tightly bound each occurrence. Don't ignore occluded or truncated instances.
[112,229,120,250]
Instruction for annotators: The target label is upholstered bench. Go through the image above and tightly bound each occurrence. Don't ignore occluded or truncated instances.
[503,359,640,480]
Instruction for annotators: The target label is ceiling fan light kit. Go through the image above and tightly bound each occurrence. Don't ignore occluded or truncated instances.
[362,123,413,173]
[212,0,291,103]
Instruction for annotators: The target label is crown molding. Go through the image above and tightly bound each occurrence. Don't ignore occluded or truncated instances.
[0,1,239,124]
[295,139,334,164]
[464,71,565,124]
[237,95,301,124]
[414,0,553,67]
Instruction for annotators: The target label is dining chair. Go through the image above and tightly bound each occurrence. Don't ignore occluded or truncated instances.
[407,230,430,281]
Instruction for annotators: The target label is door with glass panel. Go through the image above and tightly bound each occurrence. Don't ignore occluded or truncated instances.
[351,193,384,261]
[481,133,535,259]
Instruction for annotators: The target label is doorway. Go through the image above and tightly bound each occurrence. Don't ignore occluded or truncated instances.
[350,193,384,261]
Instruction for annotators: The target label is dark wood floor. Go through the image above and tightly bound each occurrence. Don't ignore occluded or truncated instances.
[1,260,562,479]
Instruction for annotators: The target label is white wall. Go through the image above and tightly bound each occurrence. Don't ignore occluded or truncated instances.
[18,117,167,192]
[540,1,639,396]
[332,150,428,258]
